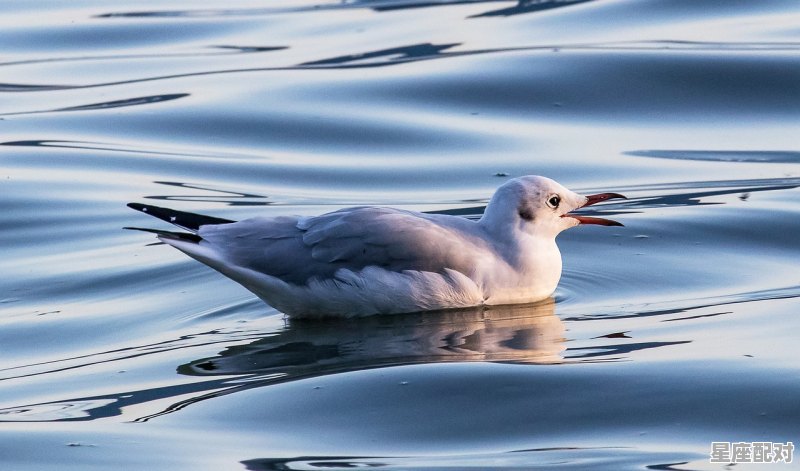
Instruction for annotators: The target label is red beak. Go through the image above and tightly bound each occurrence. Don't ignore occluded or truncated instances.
[583,192,627,207]
[567,192,626,227]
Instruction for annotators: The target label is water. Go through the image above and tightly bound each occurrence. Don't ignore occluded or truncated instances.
[1,1,799,469]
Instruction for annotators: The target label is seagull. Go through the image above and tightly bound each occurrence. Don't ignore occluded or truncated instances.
[127,176,624,318]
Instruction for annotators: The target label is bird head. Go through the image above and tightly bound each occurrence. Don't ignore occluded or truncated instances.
[481,175,625,239]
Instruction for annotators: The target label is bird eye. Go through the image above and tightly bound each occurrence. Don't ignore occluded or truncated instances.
[546,194,561,209]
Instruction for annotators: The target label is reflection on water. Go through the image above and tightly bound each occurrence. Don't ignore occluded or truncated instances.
[0,292,721,424]
[183,300,565,376]
[144,302,569,420]
[241,448,694,471]
[241,450,697,471]
[0,301,564,422]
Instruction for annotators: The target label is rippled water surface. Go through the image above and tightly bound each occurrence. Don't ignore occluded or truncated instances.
[1,1,799,469]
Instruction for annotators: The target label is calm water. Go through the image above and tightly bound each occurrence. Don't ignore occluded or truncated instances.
[1,1,799,469]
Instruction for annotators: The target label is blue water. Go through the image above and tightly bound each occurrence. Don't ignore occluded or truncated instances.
[1,1,799,469]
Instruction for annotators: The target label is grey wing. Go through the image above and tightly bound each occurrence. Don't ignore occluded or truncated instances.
[198,215,320,284]
[299,207,482,271]
[197,208,484,285]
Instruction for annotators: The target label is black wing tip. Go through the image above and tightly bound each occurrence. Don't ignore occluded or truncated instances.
[127,202,235,231]
[127,202,163,216]
[124,226,203,243]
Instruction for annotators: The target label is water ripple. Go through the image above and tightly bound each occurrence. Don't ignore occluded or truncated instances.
[0,93,189,116]
[2,40,798,94]
[561,285,800,322]
[2,0,800,467]
[627,149,800,164]
[0,45,287,69]
[93,0,582,19]
[240,446,695,471]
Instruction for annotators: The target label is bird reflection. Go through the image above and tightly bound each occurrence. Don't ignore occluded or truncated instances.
[0,302,564,423]
[180,300,565,381]
[133,301,565,421]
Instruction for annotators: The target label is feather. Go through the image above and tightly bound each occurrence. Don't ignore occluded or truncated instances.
[127,203,233,232]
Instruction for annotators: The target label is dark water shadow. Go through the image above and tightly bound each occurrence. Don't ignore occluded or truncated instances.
[0,329,260,422]
[94,0,596,18]
[3,40,798,92]
[241,446,692,471]
[564,340,691,360]
[146,181,272,206]
[470,0,593,18]
[0,93,189,117]
[627,149,800,164]
[0,83,68,92]
[0,41,461,92]
[0,45,286,69]
[0,139,260,161]
[93,1,517,19]
[300,42,460,67]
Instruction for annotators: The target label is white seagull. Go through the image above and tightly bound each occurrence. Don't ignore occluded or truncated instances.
[128,176,624,318]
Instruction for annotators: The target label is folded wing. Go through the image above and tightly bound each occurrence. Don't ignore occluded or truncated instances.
[198,207,486,285]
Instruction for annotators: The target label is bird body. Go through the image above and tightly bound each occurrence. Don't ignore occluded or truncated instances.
[129,176,624,318]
